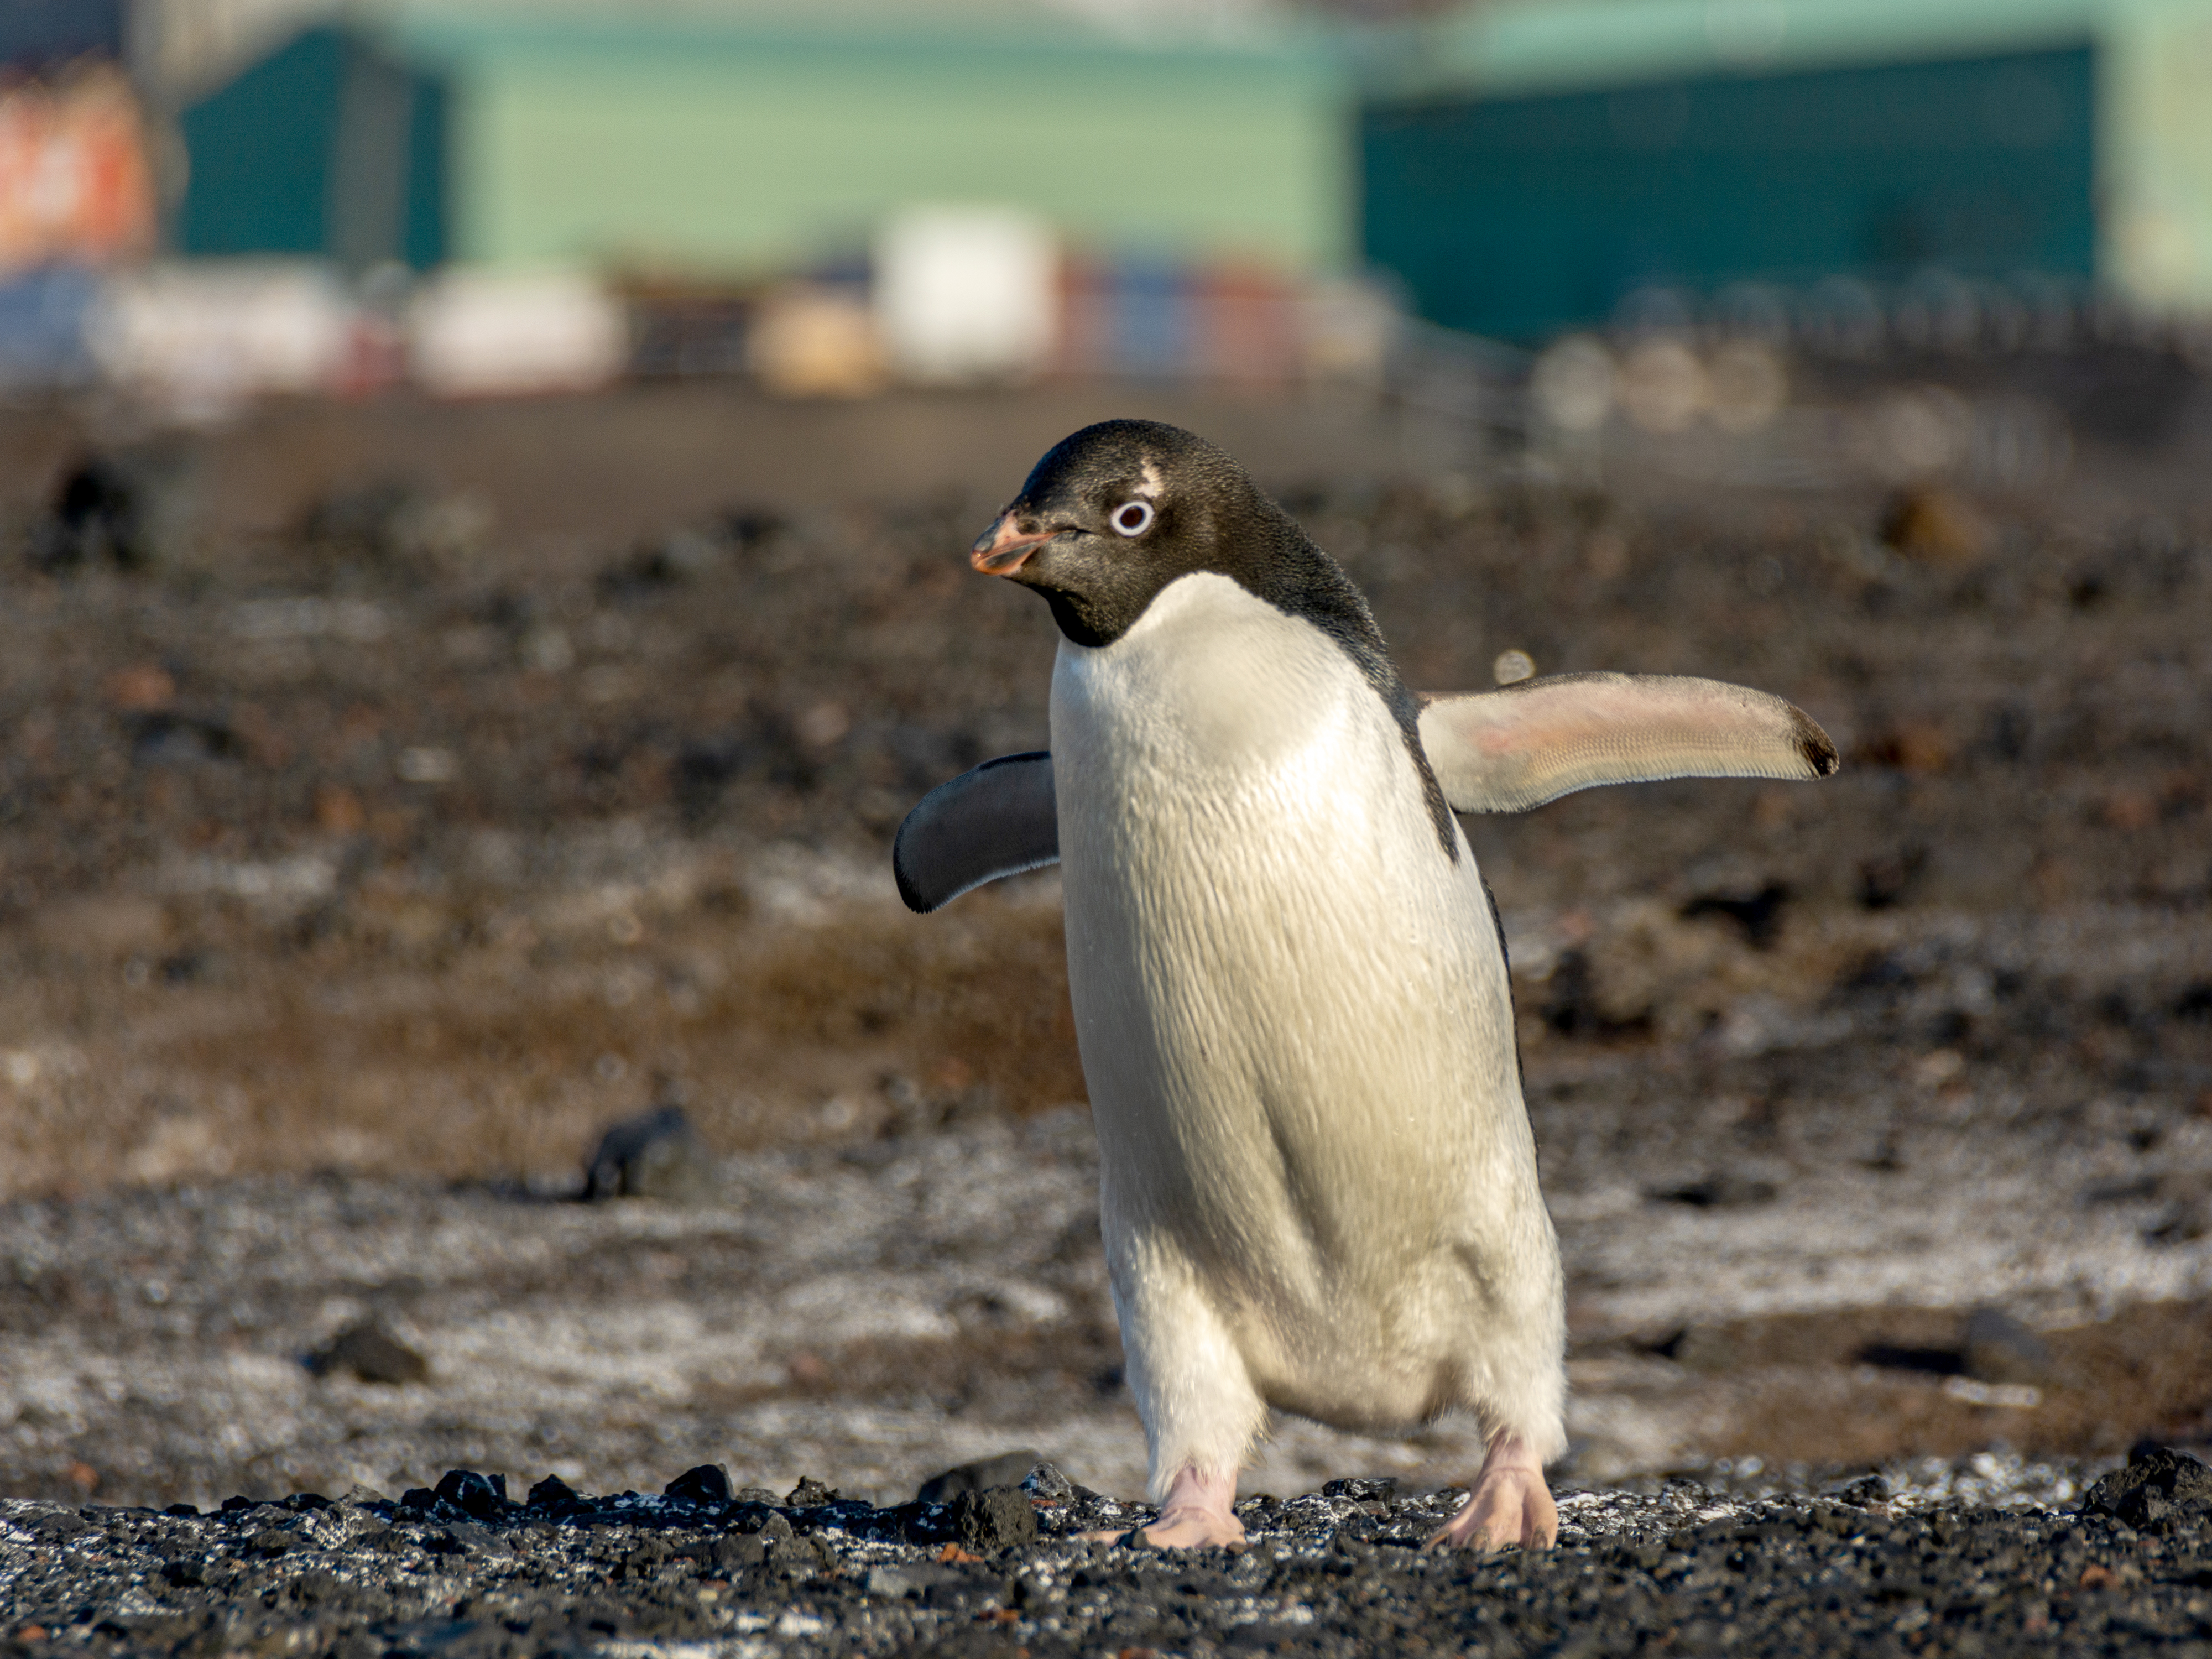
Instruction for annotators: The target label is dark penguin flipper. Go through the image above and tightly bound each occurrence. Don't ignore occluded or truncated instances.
[1418,673,1838,815]
[893,752,1060,914]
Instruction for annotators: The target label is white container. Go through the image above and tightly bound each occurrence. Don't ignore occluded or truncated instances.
[874,205,1056,387]
[409,267,627,398]
[87,260,353,414]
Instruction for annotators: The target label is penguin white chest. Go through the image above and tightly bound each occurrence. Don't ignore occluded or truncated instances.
[1056,577,1351,780]
[1047,573,1540,1421]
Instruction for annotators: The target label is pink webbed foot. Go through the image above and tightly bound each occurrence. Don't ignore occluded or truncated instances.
[1426,1433,1558,1553]
[1083,1464,1245,1550]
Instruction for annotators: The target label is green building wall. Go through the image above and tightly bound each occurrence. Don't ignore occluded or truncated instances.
[2101,0,2212,311]
[397,14,1348,278]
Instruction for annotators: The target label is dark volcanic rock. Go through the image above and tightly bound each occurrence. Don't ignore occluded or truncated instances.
[949,1485,1038,1553]
[583,1104,717,1202]
[2082,1443,2212,1535]
[30,446,196,573]
[526,1473,581,1509]
[396,1485,460,1522]
[916,1448,1043,1503]
[432,1468,509,1519]
[1022,1461,1074,1501]
[305,1318,430,1385]
[1680,881,1791,947]
[665,1463,733,1505]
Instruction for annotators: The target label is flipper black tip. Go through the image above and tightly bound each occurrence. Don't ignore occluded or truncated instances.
[1790,706,1841,778]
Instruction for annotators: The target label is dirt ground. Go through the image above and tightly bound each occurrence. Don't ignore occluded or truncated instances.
[1,366,2210,1503]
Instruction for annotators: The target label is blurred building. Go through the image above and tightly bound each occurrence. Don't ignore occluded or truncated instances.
[169,1,1345,279]
[174,27,445,270]
[1360,0,2212,338]
[18,0,2212,405]
[132,0,1363,397]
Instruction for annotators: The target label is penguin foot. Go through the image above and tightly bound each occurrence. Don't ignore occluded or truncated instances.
[1128,1506,1247,1550]
[1085,1464,1245,1550]
[1426,1434,1557,1553]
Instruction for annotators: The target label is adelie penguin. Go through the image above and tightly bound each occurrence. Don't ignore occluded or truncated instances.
[894,420,1837,1551]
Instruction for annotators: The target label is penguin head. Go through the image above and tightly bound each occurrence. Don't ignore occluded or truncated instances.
[970,419,1291,648]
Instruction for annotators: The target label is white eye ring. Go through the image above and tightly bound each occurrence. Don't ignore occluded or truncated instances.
[1110,499,1154,538]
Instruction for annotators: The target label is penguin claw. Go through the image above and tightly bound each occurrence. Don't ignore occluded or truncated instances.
[1425,1460,1558,1552]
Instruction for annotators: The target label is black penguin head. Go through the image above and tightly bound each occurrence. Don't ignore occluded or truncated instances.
[969,419,1290,648]
[973,420,1464,857]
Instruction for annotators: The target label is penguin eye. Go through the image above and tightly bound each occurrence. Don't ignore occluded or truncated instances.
[1110,499,1154,538]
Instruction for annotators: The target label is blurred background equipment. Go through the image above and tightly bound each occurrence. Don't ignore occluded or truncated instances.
[2,0,2210,425]
[0,57,154,272]
[87,259,353,413]
[0,18,155,391]
[874,206,1056,388]
[406,265,625,397]
[0,264,101,389]
[748,280,886,399]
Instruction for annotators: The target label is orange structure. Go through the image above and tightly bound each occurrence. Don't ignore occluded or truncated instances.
[0,60,156,274]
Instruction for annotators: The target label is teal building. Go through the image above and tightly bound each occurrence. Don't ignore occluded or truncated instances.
[176,27,447,270]
[1360,0,2212,337]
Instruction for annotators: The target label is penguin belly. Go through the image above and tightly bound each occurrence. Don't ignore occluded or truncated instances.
[1050,573,1565,1465]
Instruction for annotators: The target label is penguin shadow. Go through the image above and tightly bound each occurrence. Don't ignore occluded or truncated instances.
[1852,1342,1966,1378]
[1855,1308,2055,1387]
[1644,1172,1781,1210]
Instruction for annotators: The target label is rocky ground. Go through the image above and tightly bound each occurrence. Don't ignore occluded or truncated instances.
[2,364,2211,1646]
[0,1107,2208,1519]
[2,1447,2208,1657]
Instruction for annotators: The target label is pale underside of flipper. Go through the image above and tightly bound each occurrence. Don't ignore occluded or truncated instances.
[1417,671,1839,815]
[893,750,1059,914]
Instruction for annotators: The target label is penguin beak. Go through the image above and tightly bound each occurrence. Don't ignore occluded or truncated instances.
[971,514,1060,575]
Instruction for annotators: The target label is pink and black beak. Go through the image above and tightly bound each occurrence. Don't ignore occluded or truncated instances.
[971,514,1061,576]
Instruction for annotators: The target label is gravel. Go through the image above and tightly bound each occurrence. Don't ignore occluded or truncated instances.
[3,1103,2210,1514]
[5,1451,2209,1657]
